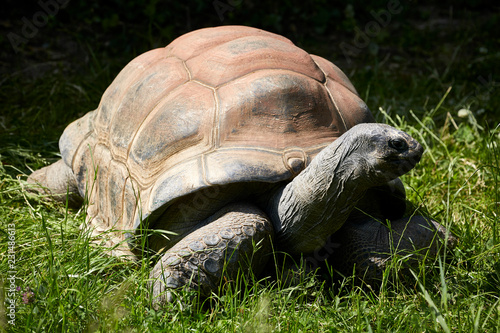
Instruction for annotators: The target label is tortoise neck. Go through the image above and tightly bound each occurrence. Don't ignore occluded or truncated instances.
[268,133,368,254]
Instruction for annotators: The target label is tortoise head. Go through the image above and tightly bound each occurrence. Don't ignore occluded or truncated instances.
[344,123,423,185]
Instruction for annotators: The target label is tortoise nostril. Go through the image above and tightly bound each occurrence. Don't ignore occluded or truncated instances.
[389,138,408,151]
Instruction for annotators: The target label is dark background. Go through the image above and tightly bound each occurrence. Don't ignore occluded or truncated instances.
[1,0,498,146]
[2,0,497,68]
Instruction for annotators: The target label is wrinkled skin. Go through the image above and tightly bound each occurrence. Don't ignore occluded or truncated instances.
[28,123,456,305]
[148,123,454,302]
[269,123,424,253]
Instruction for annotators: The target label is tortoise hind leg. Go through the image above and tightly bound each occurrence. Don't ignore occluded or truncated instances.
[149,202,274,305]
[328,216,457,282]
[27,159,83,207]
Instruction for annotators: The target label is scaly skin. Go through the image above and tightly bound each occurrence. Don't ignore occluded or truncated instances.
[27,159,82,207]
[28,123,457,304]
[327,215,457,281]
[149,202,274,304]
[269,123,424,254]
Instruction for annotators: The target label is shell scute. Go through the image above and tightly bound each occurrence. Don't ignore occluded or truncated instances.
[167,25,293,61]
[217,71,340,150]
[109,57,189,160]
[128,82,215,182]
[94,48,168,132]
[186,36,324,87]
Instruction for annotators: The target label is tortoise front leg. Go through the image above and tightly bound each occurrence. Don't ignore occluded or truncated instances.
[328,216,457,282]
[149,202,274,305]
[27,159,82,207]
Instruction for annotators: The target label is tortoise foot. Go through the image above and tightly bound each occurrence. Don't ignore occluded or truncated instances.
[149,202,274,306]
[328,215,457,282]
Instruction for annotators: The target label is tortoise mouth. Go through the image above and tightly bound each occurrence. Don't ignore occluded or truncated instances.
[387,152,421,165]
[380,142,423,178]
[385,149,423,175]
[389,158,418,173]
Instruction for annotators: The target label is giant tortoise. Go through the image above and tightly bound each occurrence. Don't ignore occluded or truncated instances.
[28,25,454,303]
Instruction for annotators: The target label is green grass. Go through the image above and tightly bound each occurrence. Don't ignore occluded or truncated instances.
[1,12,500,332]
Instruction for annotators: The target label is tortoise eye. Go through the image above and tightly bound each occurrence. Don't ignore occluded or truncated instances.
[389,138,408,151]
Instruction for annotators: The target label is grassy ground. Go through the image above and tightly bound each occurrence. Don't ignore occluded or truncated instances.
[1,4,500,332]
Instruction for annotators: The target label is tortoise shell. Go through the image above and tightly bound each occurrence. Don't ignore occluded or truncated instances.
[58,26,374,250]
